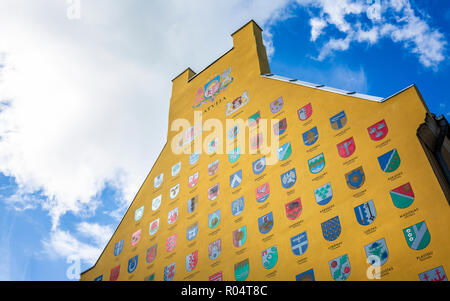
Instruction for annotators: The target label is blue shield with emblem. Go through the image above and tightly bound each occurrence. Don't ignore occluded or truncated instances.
[296,268,315,281]
[189,152,199,165]
[345,166,365,189]
[187,222,199,241]
[354,200,376,226]
[252,156,266,175]
[330,111,347,130]
[302,127,318,146]
[308,153,325,174]
[114,240,124,256]
[365,238,389,266]
[127,255,138,274]
[314,182,333,206]
[94,275,103,281]
[281,168,296,189]
[258,212,274,234]
[164,263,176,281]
[419,266,448,281]
[290,231,308,256]
[378,148,401,173]
[321,216,341,241]
[230,169,242,188]
[231,197,245,216]
[277,142,292,161]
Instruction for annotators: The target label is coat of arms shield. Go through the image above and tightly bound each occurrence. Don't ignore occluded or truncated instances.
[329,254,351,281]
[368,119,388,141]
[252,157,266,175]
[285,198,302,220]
[270,97,284,113]
[330,111,347,130]
[273,118,287,136]
[258,212,274,234]
[308,153,325,174]
[302,126,318,146]
[164,263,176,281]
[188,171,199,188]
[187,222,199,241]
[146,244,157,263]
[354,200,376,226]
[234,259,249,281]
[149,218,159,236]
[231,197,245,216]
[403,221,431,250]
[230,170,242,188]
[186,250,198,272]
[378,148,401,173]
[290,231,308,256]
[208,209,221,229]
[345,166,365,189]
[314,182,333,206]
[298,103,312,121]
[365,238,389,266]
[321,216,341,241]
[208,239,221,260]
[337,137,356,158]
[131,229,141,246]
[262,245,278,269]
[166,234,177,252]
[233,226,247,247]
[390,182,414,209]
[127,255,138,274]
[281,168,296,189]
[134,206,144,222]
[152,195,162,211]
[170,184,180,199]
[208,183,219,201]
[278,142,292,161]
[255,182,270,203]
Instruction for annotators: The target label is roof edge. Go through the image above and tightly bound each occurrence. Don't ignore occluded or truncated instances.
[261,74,384,102]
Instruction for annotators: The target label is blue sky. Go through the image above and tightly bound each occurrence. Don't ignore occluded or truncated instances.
[0,0,449,281]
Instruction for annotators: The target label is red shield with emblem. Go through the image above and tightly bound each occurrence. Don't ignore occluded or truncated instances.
[131,229,141,246]
[146,245,157,263]
[110,265,120,281]
[185,250,198,272]
[166,234,177,252]
[285,198,302,220]
[209,272,223,281]
[250,133,263,150]
[208,160,219,176]
[188,172,199,188]
[368,120,388,141]
[298,103,312,121]
[337,137,356,158]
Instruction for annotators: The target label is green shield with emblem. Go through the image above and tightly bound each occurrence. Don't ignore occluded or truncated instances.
[403,221,431,250]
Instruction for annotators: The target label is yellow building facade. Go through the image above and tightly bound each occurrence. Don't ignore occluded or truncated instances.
[80,20,450,281]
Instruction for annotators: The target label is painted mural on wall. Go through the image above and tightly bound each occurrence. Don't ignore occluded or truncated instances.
[193,67,233,109]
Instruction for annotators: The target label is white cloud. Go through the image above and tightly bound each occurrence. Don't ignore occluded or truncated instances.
[0,0,289,229]
[296,0,447,69]
[42,228,102,266]
[76,222,114,248]
[0,0,291,268]
[310,17,327,41]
